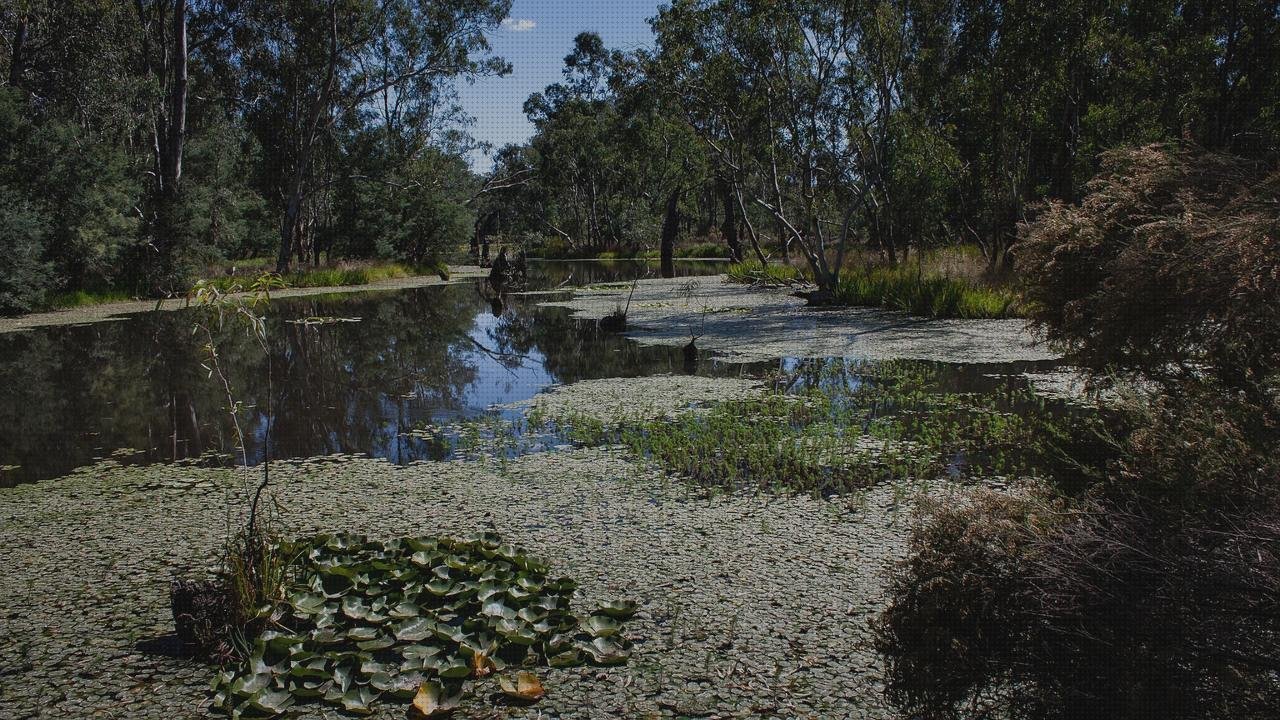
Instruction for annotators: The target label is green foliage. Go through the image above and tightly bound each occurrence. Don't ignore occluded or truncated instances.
[533,361,1084,496]
[212,532,635,718]
[726,261,803,285]
[830,265,1020,319]
[0,186,53,314]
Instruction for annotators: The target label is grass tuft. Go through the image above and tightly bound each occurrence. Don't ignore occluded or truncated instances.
[831,265,1020,319]
[726,260,803,285]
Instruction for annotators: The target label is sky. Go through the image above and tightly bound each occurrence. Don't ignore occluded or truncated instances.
[455,0,664,172]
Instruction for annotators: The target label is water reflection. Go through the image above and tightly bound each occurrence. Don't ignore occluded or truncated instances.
[0,261,734,485]
[0,260,1064,486]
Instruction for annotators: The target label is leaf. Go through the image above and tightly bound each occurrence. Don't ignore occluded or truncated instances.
[339,685,380,715]
[246,688,295,716]
[596,599,639,618]
[412,681,460,718]
[498,671,546,703]
[585,636,630,666]
[470,651,496,678]
[288,591,328,615]
[393,617,436,642]
[584,614,622,638]
[437,656,472,679]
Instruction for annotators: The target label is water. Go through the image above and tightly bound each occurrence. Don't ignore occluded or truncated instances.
[0,259,1063,486]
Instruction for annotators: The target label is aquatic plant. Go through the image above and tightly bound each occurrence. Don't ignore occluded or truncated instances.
[726,260,803,285]
[830,265,1019,319]
[211,532,635,718]
[533,361,1089,496]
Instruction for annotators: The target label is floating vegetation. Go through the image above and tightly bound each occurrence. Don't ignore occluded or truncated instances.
[211,532,635,718]
[530,361,1095,495]
[285,316,362,326]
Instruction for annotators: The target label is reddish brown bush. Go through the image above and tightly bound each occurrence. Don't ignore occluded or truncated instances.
[1018,143,1280,391]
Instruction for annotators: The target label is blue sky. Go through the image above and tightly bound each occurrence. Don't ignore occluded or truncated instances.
[456,0,664,171]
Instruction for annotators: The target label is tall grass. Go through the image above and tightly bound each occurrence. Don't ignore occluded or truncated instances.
[726,260,803,285]
[205,261,448,292]
[45,288,138,309]
[832,265,1020,319]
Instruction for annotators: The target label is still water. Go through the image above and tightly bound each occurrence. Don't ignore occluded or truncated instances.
[0,260,1059,486]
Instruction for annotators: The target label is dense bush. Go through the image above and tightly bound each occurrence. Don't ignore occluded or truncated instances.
[879,143,1280,720]
[1019,143,1280,390]
[878,389,1280,719]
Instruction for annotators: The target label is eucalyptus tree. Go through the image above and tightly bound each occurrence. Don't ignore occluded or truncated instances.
[230,0,510,273]
[521,32,631,251]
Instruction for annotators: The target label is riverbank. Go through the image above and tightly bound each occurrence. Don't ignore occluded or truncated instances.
[0,265,486,334]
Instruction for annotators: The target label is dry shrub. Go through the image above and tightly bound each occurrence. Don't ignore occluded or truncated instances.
[879,145,1280,719]
[874,489,1059,719]
[1018,143,1280,391]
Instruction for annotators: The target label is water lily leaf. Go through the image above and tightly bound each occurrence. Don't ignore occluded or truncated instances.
[387,671,427,701]
[356,635,395,651]
[481,600,515,621]
[390,601,422,619]
[246,688,295,716]
[288,657,329,680]
[548,649,582,667]
[402,644,442,661]
[437,656,472,679]
[287,677,331,699]
[311,628,342,644]
[474,581,504,602]
[495,619,539,646]
[425,578,454,596]
[393,617,436,642]
[596,599,638,618]
[346,626,379,642]
[412,680,460,718]
[341,595,371,620]
[584,615,622,638]
[369,672,396,691]
[515,575,544,592]
[498,671,546,703]
[339,685,380,715]
[411,550,435,567]
[289,591,328,615]
[516,606,546,624]
[470,651,496,678]
[332,661,357,693]
[585,636,630,665]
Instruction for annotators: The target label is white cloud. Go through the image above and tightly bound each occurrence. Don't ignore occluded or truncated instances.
[501,17,537,32]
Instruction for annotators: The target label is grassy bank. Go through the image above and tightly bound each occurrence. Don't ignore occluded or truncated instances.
[38,260,450,311]
[727,254,1021,320]
[204,260,449,292]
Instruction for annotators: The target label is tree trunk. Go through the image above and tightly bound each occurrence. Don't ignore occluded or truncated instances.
[8,18,26,88]
[276,3,338,274]
[161,0,187,196]
[718,179,742,262]
[660,189,679,279]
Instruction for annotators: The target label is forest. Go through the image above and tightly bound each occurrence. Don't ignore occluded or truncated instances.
[4,1,1277,312]
[1,1,1278,720]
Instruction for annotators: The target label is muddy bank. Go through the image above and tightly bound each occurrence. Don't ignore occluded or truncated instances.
[540,276,1059,364]
[0,266,487,335]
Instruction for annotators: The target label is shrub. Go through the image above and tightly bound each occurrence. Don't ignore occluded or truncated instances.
[0,187,53,314]
[1018,143,1280,391]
